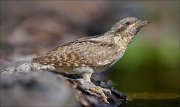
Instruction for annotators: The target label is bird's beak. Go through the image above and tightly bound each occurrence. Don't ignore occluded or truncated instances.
[137,20,151,27]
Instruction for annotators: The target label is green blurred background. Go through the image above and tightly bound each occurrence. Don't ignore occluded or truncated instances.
[0,1,179,106]
[107,1,180,97]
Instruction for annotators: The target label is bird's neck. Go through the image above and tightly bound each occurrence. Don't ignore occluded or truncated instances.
[104,31,133,51]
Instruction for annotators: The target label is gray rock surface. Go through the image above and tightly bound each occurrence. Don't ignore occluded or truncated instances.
[0,71,80,107]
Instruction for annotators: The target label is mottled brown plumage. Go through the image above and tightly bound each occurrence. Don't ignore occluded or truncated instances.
[33,40,120,72]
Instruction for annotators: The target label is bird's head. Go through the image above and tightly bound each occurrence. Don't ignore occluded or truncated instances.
[110,17,151,39]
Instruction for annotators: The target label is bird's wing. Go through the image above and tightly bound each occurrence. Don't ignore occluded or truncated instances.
[33,40,120,68]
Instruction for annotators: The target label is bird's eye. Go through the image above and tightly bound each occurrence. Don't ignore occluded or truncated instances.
[126,22,130,25]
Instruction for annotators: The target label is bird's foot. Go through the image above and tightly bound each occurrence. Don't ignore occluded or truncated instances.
[89,86,109,104]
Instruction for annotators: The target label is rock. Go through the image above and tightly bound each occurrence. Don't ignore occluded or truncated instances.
[0,71,80,107]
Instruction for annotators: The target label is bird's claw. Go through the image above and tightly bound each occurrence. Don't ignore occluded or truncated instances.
[89,86,109,104]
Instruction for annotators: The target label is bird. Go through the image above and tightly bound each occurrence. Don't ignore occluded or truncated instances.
[32,17,150,103]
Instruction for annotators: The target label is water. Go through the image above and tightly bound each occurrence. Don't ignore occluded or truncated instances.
[125,93,180,107]
[127,99,180,107]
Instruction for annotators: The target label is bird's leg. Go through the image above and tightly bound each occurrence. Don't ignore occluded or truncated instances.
[82,73,109,103]
[82,71,109,103]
